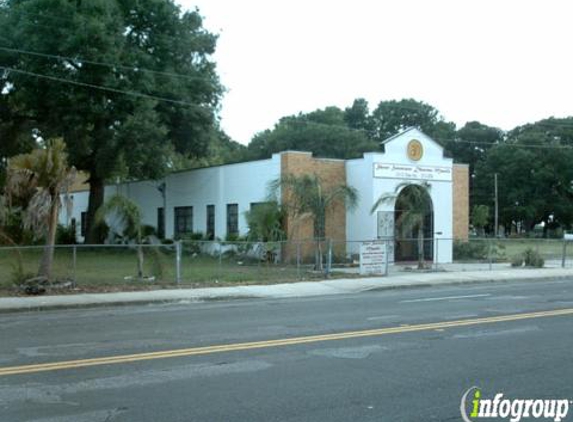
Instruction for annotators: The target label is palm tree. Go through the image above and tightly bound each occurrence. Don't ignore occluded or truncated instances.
[270,174,359,270]
[244,201,286,263]
[6,139,75,280]
[95,194,146,279]
[371,182,431,270]
[244,201,286,242]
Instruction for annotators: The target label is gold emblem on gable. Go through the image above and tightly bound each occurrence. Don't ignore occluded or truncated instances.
[407,139,423,161]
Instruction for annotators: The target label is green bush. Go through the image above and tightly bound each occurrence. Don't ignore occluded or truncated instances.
[141,225,157,239]
[180,233,206,255]
[56,224,77,245]
[510,254,524,267]
[181,232,206,241]
[225,232,240,242]
[453,240,488,260]
[453,240,506,261]
[523,248,544,268]
[1,211,40,245]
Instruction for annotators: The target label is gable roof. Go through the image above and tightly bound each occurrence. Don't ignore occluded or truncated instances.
[380,126,445,152]
[380,126,418,145]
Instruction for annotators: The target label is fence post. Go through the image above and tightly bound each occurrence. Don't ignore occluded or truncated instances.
[175,241,181,285]
[72,245,77,288]
[218,241,223,279]
[385,239,389,276]
[562,239,567,268]
[325,238,332,277]
[296,242,301,279]
[434,237,439,271]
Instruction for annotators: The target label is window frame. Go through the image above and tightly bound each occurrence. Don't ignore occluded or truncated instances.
[206,205,215,240]
[226,203,239,237]
[174,206,193,238]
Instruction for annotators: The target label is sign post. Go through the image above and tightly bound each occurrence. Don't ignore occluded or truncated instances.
[360,241,387,275]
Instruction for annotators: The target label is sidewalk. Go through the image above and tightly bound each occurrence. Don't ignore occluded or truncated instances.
[1,267,573,313]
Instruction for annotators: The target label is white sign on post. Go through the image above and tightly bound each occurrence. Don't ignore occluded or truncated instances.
[360,241,387,275]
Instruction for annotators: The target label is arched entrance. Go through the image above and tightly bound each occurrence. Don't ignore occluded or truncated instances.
[394,184,434,262]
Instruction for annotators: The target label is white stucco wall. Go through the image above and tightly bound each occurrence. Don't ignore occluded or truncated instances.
[60,154,281,241]
[59,128,459,265]
[58,190,89,241]
[346,128,454,263]
[162,155,281,239]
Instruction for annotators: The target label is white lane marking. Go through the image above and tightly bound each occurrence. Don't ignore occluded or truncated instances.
[452,325,540,339]
[366,315,399,321]
[400,294,491,303]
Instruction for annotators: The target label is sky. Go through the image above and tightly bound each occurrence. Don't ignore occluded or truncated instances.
[179,0,573,145]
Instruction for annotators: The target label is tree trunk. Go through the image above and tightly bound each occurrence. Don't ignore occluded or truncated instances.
[85,175,105,244]
[417,222,425,270]
[137,244,144,279]
[314,213,325,271]
[38,196,59,279]
[315,240,323,271]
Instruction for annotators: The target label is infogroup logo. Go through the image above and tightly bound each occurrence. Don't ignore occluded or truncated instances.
[460,387,571,422]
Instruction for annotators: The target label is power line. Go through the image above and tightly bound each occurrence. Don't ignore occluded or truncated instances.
[439,138,573,150]
[0,66,210,109]
[3,5,573,132]
[296,120,573,150]
[0,45,213,82]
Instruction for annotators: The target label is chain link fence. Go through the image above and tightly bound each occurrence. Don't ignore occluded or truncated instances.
[1,237,572,292]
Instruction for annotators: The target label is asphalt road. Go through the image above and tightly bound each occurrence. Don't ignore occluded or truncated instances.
[1,279,573,421]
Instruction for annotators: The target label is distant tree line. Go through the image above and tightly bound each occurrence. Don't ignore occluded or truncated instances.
[1,1,571,239]
[239,98,573,237]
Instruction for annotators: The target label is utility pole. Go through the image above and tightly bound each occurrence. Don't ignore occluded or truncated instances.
[494,173,499,238]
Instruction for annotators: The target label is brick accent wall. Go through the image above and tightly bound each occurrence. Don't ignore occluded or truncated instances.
[280,152,347,243]
[452,164,469,240]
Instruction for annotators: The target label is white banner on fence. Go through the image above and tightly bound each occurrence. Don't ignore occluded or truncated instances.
[360,241,387,275]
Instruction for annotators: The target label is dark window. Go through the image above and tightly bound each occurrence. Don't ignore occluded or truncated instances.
[227,204,239,237]
[157,208,165,239]
[80,212,87,237]
[174,206,193,237]
[206,205,215,240]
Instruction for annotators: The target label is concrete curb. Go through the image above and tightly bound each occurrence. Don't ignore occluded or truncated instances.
[365,274,573,292]
[1,269,572,314]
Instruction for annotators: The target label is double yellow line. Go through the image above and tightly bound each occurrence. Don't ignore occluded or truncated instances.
[2,307,572,377]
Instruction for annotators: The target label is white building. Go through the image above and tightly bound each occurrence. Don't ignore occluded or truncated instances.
[62,128,468,263]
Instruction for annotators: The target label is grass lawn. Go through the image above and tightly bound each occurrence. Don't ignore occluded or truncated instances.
[493,239,566,260]
[459,238,568,262]
[0,246,328,295]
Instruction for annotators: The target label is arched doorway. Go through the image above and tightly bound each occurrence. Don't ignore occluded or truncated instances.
[394,184,434,262]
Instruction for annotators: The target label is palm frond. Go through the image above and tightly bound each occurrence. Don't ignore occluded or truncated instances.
[324,185,359,211]
[95,194,143,241]
[22,190,52,235]
[370,182,431,214]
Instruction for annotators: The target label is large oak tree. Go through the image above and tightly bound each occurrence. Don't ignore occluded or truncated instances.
[0,0,222,242]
